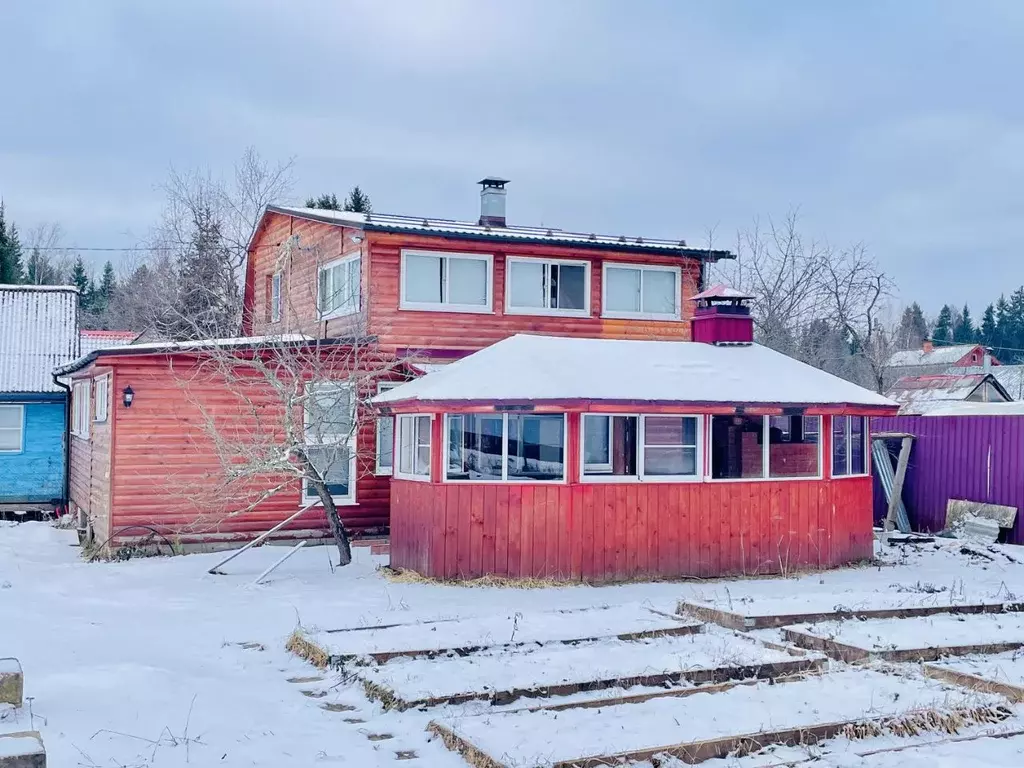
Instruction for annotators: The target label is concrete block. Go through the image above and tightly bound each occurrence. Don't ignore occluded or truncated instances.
[0,731,45,768]
[0,661,22,708]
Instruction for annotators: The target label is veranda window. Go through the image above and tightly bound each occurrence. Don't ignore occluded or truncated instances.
[506,258,589,316]
[832,415,867,476]
[396,414,432,480]
[375,381,401,475]
[446,413,565,482]
[602,264,680,320]
[304,383,356,502]
[581,414,699,481]
[711,415,822,480]
[767,415,820,478]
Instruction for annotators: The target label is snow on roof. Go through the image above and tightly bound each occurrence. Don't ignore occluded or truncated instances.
[267,205,733,260]
[690,284,754,301]
[79,330,139,356]
[374,334,896,408]
[55,333,315,375]
[955,364,1024,400]
[887,344,981,368]
[0,286,78,393]
[885,373,1004,414]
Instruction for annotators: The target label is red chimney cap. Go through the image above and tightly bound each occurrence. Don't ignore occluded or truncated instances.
[690,284,755,301]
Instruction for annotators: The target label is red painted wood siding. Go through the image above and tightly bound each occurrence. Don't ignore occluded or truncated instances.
[244,214,704,351]
[68,353,391,551]
[390,476,873,581]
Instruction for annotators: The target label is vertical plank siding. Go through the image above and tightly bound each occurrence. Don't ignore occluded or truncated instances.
[390,477,872,581]
[872,415,1024,545]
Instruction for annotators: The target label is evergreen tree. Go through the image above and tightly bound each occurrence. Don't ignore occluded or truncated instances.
[980,304,997,350]
[896,302,928,349]
[24,247,61,285]
[171,204,240,340]
[98,261,116,306]
[0,204,25,284]
[343,185,372,213]
[953,304,976,343]
[305,193,341,210]
[70,256,90,307]
[932,304,954,344]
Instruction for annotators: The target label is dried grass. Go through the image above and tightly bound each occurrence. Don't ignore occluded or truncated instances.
[285,629,329,669]
[380,567,570,589]
[836,705,1013,741]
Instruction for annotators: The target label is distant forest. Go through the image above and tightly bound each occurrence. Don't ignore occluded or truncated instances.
[896,293,1024,363]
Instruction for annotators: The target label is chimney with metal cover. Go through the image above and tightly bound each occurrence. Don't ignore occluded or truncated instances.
[478,177,509,227]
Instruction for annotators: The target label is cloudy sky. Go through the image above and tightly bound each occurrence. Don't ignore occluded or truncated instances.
[3,1,1023,314]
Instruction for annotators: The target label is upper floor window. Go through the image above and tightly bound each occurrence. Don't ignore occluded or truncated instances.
[94,374,110,423]
[269,272,282,323]
[71,381,90,438]
[506,257,590,317]
[400,250,492,313]
[0,405,24,453]
[602,263,681,320]
[318,254,360,319]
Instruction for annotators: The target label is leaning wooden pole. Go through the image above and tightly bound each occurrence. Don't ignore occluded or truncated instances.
[885,436,914,534]
[208,502,318,575]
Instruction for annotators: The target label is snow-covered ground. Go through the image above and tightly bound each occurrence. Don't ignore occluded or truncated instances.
[4,522,1024,767]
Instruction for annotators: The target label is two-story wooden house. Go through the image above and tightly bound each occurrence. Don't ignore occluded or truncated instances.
[59,179,732,554]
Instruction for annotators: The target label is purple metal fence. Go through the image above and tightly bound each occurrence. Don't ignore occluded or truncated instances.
[872,415,1024,544]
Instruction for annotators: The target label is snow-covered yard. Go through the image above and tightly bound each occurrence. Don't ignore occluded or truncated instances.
[4,521,1024,767]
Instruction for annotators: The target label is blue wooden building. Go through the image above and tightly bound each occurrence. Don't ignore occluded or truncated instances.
[0,285,79,510]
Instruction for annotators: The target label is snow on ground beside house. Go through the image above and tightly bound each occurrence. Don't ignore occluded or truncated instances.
[789,613,1024,652]
[359,627,802,703]
[312,602,697,660]
[3,523,1024,767]
[934,650,1024,688]
[437,669,1004,767]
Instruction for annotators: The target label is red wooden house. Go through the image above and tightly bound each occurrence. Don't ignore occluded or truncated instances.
[62,179,733,553]
[374,292,898,581]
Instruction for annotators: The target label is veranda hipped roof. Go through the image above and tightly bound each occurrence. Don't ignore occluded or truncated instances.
[374,334,897,409]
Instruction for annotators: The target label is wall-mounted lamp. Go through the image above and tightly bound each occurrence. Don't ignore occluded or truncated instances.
[122,386,135,408]
[349,233,364,243]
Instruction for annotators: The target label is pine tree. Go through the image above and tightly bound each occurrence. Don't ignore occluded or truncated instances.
[99,261,116,303]
[896,302,928,349]
[953,304,976,343]
[0,204,25,284]
[980,304,997,349]
[171,204,240,340]
[24,247,61,285]
[305,193,341,210]
[1008,287,1024,362]
[995,295,1011,359]
[343,186,372,213]
[70,256,90,306]
[932,304,954,343]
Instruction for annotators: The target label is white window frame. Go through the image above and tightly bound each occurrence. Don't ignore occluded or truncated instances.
[582,413,614,473]
[601,262,682,321]
[302,382,357,506]
[443,412,568,484]
[580,413,703,483]
[394,413,433,482]
[0,405,25,454]
[270,272,282,323]
[93,374,110,423]
[706,414,824,483]
[504,256,591,317]
[831,415,870,478]
[318,252,361,320]
[375,381,402,475]
[399,249,494,314]
[71,380,90,438]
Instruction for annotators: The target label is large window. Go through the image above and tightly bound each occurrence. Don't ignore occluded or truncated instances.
[582,414,699,481]
[304,383,356,503]
[93,375,109,423]
[832,416,868,476]
[602,264,680,320]
[396,414,432,480]
[71,381,90,438]
[0,405,24,453]
[506,257,589,316]
[401,250,492,313]
[711,414,821,480]
[446,413,565,482]
[375,382,401,475]
[318,253,360,318]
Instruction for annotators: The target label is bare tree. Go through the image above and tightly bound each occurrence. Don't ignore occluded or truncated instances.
[23,222,73,285]
[715,211,895,391]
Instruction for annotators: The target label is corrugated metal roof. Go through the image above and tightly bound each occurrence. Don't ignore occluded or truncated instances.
[266,205,734,261]
[886,373,1009,414]
[79,330,139,357]
[954,364,1024,401]
[0,285,79,393]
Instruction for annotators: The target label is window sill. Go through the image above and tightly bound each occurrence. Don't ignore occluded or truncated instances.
[0,449,24,455]
[375,467,393,477]
[399,303,493,315]
[504,307,591,319]
[831,473,870,480]
[394,472,431,483]
[320,308,359,321]
[601,311,682,322]
[303,497,358,507]
[443,476,568,484]
[706,475,824,483]
[580,475,700,484]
